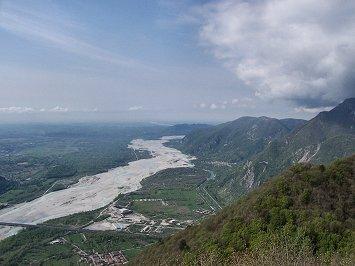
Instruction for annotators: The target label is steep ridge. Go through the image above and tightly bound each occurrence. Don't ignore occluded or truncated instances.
[180,116,304,163]
[132,155,355,265]
[178,98,355,201]
[247,98,355,191]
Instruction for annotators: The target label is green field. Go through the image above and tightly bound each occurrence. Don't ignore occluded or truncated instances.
[116,167,212,220]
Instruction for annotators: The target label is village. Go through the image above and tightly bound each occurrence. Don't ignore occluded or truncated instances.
[83,200,201,236]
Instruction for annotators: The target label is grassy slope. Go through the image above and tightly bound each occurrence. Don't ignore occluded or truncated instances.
[132,155,355,265]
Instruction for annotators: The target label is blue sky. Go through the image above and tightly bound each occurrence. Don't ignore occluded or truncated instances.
[0,0,354,123]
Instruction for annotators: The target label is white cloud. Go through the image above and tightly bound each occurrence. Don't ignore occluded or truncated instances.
[50,106,69,112]
[198,0,355,107]
[196,102,229,110]
[0,107,34,113]
[232,98,239,104]
[231,97,254,108]
[210,103,218,110]
[294,106,333,114]
[128,106,143,111]
[0,106,100,114]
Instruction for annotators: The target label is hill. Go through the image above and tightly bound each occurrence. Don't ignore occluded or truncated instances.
[163,123,211,136]
[246,98,355,192]
[180,116,304,163]
[132,155,355,265]
[177,98,355,203]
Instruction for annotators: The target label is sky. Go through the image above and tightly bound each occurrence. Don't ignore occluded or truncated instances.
[0,0,354,123]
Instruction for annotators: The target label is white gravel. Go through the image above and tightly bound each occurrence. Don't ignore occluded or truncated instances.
[0,136,194,239]
[0,226,23,240]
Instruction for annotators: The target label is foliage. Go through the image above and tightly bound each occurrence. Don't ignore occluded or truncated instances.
[177,99,355,206]
[179,116,296,163]
[0,227,156,265]
[132,155,355,265]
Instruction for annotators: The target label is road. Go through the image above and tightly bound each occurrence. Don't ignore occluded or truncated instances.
[0,221,95,233]
[42,181,59,196]
[0,221,168,238]
[196,170,222,211]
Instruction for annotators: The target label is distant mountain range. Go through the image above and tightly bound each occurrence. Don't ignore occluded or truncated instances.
[176,98,355,200]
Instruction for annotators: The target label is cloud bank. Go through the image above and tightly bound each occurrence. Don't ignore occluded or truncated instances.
[128,106,143,111]
[49,106,69,112]
[0,107,34,113]
[198,0,355,107]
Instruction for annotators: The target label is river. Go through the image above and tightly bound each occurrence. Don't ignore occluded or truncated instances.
[0,136,194,240]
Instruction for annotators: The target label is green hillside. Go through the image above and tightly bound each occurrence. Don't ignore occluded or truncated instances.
[177,98,355,203]
[132,155,355,265]
[247,98,355,192]
[180,116,303,163]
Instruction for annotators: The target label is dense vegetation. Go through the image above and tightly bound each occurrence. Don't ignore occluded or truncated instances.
[132,155,355,265]
[249,98,355,184]
[0,227,157,265]
[175,98,355,204]
[0,176,16,196]
[180,116,303,163]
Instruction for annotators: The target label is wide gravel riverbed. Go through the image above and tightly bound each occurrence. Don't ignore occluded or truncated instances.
[0,136,194,240]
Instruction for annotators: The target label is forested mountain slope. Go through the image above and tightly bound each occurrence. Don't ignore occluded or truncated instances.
[178,98,355,202]
[246,98,355,192]
[180,116,305,163]
[133,155,355,265]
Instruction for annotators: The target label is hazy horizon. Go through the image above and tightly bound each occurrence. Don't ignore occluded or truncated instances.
[1,0,354,123]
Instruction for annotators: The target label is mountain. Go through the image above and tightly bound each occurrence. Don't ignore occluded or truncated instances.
[132,155,355,265]
[279,118,307,131]
[163,123,211,136]
[180,116,305,163]
[177,98,355,202]
[246,98,355,191]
